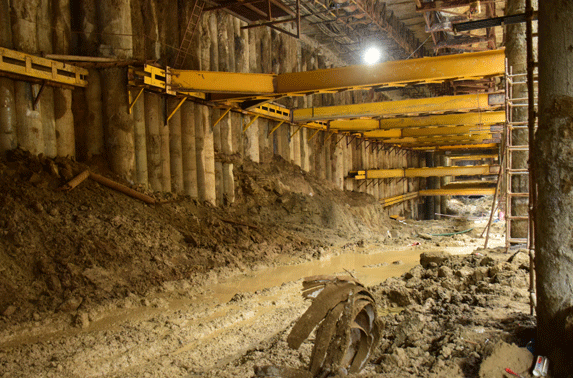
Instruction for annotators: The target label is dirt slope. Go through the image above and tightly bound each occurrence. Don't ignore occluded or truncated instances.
[0,149,393,325]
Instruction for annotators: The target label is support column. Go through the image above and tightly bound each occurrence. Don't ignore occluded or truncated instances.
[243,27,259,163]
[181,101,198,198]
[440,154,449,215]
[77,1,104,158]
[11,0,44,156]
[168,99,183,193]
[53,0,74,157]
[0,0,16,155]
[219,14,234,205]
[196,14,216,205]
[536,2,573,375]
[37,0,56,157]
[133,91,147,187]
[99,0,134,180]
[145,92,162,191]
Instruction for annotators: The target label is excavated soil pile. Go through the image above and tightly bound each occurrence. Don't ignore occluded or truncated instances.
[0,149,393,326]
[368,249,537,377]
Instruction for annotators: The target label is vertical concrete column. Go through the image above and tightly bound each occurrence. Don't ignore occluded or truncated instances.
[333,137,343,190]
[439,154,449,215]
[132,91,147,187]
[144,92,162,191]
[159,103,171,191]
[196,15,216,205]
[325,136,332,182]
[130,0,146,187]
[536,2,573,373]
[168,99,183,193]
[98,0,135,180]
[209,13,223,205]
[178,0,198,198]
[84,68,105,158]
[76,1,104,158]
[433,154,441,218]
[231,18,245,158]
[0,0,16,155]
[218,14,234,205]
[53,0,74,157]
[11,0,44,156]
[181,101,198,198]
[301,129,309,172]
[243,28,259,163]
[36,0,56,158]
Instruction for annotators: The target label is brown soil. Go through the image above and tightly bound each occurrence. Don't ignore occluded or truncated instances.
[0,149,537,378]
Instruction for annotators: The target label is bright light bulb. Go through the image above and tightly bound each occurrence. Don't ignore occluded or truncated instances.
[363,47,382,65]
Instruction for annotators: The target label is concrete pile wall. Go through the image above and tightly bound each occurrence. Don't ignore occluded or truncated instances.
[0,0,422,218]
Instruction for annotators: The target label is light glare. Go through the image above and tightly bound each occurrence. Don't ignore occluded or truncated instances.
[363,47,382,65]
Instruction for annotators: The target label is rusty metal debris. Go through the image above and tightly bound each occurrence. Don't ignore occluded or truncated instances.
[287,275,381,377]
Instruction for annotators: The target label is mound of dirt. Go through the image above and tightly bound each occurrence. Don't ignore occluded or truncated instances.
[0,149,396,326]
[369,249,537,377]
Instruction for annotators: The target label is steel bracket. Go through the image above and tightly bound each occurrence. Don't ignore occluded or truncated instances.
[32,81,46,111]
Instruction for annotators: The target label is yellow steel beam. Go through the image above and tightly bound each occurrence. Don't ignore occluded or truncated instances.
[381,192,419,207]
[276,49,505,94]
[292,93,504,122]
[243,115,260,132]
[128,88,145,115]
[380,134,497,145]
[166,97,187,123]
[419,188,496,196]
[169,68,276,94]
[0,46,88,87]
[363,125,499,139]
[268,121,285,136]
[213,108,232,127]
[352,165,500,179]
[163,50,504,102]
[449,154,499,160]
[330,111,505,131]
[412,143,499,151]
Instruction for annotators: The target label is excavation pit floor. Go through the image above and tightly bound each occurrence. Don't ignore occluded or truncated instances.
[0,151,536,377]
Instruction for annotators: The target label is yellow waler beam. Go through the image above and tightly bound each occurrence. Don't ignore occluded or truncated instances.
[276,49,505,94]
[165,50,503,100]
[0,46,88,86]
[380,134,498,146]
[330,111,505,131]
[292,93,503,122]
[364,125,499,139]
[419,188,496,196]
[169,68,276,94]
[352,165,500,179]
[412,143,499,150]
[449,154,499,160]
[381,192,420,207]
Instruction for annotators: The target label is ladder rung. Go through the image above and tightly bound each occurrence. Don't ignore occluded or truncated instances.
[507,216,529,220]
[508,238,528,244]
[508,193,529,197]
[507,169,529,173]
[507,146,529,151]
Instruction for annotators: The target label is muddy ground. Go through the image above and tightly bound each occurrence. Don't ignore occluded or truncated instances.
[0,150,538,377]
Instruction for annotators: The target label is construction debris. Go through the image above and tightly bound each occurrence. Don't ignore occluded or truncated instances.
[284,276,381,377]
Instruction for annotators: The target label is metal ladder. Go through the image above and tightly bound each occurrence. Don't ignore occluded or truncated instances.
[504,66,538,251]
[173,0,205,69]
